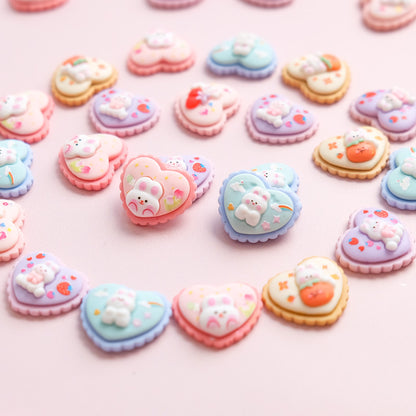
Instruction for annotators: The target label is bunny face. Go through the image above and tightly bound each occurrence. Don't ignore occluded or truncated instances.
[145,29,174,48]
[256,100,291,128]
[0,95,28,120]
[165,157,187,171]
[359,217,404,251]
[98,93,133,120]
[126,177,164,217]
[64,135,100,159]
[0,148,17,167]
[295,263,322,288]
[235,186,270,227]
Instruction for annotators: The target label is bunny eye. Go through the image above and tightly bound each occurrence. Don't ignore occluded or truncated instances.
[145,200,148,203]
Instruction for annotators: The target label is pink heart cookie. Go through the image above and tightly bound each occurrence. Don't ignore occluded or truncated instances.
[0,91,54,144]
[128,29,195,75]
[9,0,68,11]
[174,82,240,136]
[172,283,262,349]
[0,199,25,262]
[120,155,196,225]
[58,134,128,191]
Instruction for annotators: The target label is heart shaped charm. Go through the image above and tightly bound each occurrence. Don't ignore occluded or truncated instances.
[0,199,24,262]
[148,0,202,7]
[207,33,277,79]
[128,29,195,75]
[360,0,416,31]
[81,284,171,352]
[59,134,128,191]
[251,163,299,192]
[7,252,88,316]
[89,88,160,137]
[246,94,318,144]
[262,257,349,326]
[0,140,33,198]
[160,155,213,199]
[282,52,350,104]
[313,126,389,179]
[173,283,262,348]
[175,82,240,136]
[219,171,301,243]
[0,91,54,144]
[350,87,416,141]
[52,55,118,106]
[120,155,196,225]
[382,146,416,209]
[335,208,416,273]
[9,0,68,11]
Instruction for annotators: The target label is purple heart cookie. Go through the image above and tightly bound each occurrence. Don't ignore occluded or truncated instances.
[349,88,416,142]
[246,94,318,144]
[159,155,214,199]
[89,88,160,138]
[335,208,416,274]
[7,252,88,316]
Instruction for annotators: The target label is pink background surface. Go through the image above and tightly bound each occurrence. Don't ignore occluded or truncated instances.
[2,1,416,415]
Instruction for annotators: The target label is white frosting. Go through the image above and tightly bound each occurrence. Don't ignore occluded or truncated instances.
[101,289,136,328]
[99,93,132,120]
[145,29,174,48]
[359,218,404,251]
[256,100,291,128]
[233,33,257,56]
[0,148,17,167]
[401,155,416,178]
[377,88,415,112]
[63,135,100,159]
[165,157,187,171]
[61,61,92,83]
[0,95,29,120]
[234,186,270,227]
[300,53,327,76]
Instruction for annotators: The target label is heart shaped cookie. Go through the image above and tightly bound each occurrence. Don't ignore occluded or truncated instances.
[360,0,416,31]
[313,126,389,179]
[0,140,33,198]
[7,252,88,316]
[207,33,277,79]
[0,199,24,262]
[148,0,202,7]
[160,155,213,199]
[9,0,67,11]
[128,29,195,75]
[282,52,350,104]
[0,91,54,144]
[335,208,416,273]
[381,146,416,210]
[89,88,160,137]
[51,55,118,106]
[81,284,171,352]
[262,257,349,326]
[218,171,301,243]
[173,283,262,348]
[175,82,240,136]
[246,94,318,144]
[251,162,299,192]
[350,87,416,141]
[120,155,196,225]
[58,134,128,191]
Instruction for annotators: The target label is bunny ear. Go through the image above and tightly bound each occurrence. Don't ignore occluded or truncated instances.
[222,296,231,305]
[150,186,160,196]
[207,297,216,306]
[138,180,147,191]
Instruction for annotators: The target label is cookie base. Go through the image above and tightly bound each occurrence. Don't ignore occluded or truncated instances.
[148,0,201,7]
[349,102,416,142]
[312,142,389,180]
[262,263,349,326]
[207,57,277,79]
[282,64,351,104]
[9,0,67,11]
[58,141,128,191]
[174,98,240,137]
[51,69,118,107]
[381,173,416,210]
[195,167,214,200]
[127,53,195,76]
[0,231,24,263]
[243,0,292,6]
[246,109,319,144]
[172,287,262,349]
[89,104,161,138]
[0,172,34,198]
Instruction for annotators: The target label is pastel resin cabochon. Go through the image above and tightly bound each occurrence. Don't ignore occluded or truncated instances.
[8,252,88,316]
[0,199,25,261]
[173,283,262,348]
[81,284,171,352]
[219,171,301,242]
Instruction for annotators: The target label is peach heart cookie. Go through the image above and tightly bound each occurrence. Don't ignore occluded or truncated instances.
[148,0,202,7]
[282,52,350,104]
[262,257,348,326]
[218,170,301,243]
[89,88,160,137]
[360,0,416,31]
[349,87,416,142]
[175,82,240,136]
[173,284,262,349]
[243,0,292,5]
[381,146,416,210]
[335,208,416,273]
[9,0,67,11]
[252,162,299,193]
[51,56,118,106]
[0,200,25,262]
[120,155,196,225]
[7,252,88,316]
[81,284,171,352]
[128,29,195,75]
[0,91,54,144]
[207,33,277,79]
[246,93,318,144]
[58,134,128,191]
[160,155,213,199]
[0,140,33,198]
[313,127,389,179]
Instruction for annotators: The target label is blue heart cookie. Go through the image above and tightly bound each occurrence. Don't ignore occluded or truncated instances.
[81,284,171,352]
[218,171,301,243]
